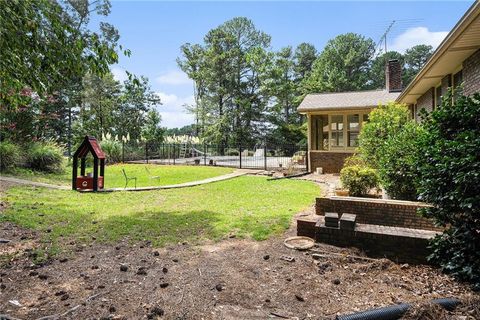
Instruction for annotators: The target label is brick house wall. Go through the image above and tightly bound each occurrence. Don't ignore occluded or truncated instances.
[463,49,480,96]
[315,196,441,231]
[414,88,434,120]
[309,151,351,173]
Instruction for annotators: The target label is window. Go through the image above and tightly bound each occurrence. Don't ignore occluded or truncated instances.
[330,115,344,147]
[314,115,329,150]
[435,86,442,109]
[347,114,360,147]
[453,70,463,101]
[362,114,369,123]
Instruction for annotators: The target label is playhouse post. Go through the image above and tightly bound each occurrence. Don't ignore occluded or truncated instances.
[93,158,99,191]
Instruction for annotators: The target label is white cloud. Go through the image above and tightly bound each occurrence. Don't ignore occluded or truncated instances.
[156,70,192,85]
[156,91,195,128]
[389,27,448,53]
[111,67,128,82]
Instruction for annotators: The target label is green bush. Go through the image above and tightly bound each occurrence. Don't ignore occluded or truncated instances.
[0,141,21,171]
[417,91,480,289]
[100,139,122,163]
[27,141,64,173]
[378,122,424,201]
[340,164,379,197]
[359,102,411,168]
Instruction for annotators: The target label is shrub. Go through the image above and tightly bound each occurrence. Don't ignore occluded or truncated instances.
[100,139,122,164]
[359,102,411,168]
[0,141,21,171]
[417,91,480,288]
[340,164,379,197]
[27,141,64,173]
[378,122,424,201]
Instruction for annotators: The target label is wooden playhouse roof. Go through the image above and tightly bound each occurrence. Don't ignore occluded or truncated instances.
[73,136,106,159]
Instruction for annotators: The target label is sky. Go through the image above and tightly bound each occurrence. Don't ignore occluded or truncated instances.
[95,1,473,128]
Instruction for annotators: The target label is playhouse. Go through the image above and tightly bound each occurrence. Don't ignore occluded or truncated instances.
[72,136,106,191]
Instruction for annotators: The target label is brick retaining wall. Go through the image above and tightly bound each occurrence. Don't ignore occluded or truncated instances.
[315,196,441,231]
[315,225,431,264]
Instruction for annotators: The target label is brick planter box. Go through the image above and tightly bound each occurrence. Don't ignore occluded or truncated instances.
[315,196,441,232]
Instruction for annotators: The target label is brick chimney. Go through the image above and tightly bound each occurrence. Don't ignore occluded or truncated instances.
[385,59,402,92]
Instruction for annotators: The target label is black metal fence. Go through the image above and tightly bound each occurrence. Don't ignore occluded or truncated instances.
[121,142,308,172]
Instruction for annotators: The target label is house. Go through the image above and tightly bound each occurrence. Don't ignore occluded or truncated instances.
[298,60,403,173]
[299,1,480,174]
[397,1,480,119]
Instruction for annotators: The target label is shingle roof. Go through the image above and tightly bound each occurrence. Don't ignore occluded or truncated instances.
[297,90,401,112]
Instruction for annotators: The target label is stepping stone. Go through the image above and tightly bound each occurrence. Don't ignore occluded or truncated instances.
[340,213,357,230]
[324,212,339,228]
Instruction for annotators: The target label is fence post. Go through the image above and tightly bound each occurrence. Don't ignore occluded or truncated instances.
[173,144,176,165]
[239,143,242,169]
[204,143,207,165]
[264,141,267,171]
[145,141,149,164]
[122,141,125,163]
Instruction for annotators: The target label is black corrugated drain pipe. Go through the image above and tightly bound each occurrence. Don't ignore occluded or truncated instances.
[336,298,460,320]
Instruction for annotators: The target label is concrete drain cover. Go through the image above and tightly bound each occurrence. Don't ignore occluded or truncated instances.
[284,236,315,250]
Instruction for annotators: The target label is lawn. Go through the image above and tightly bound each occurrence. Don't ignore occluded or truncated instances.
[6,164,234,188]
[1,175,319,258]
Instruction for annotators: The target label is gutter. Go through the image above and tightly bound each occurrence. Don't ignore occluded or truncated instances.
[397,0,480,103]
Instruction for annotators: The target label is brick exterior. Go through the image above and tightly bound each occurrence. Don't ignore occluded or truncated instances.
[414,87,434,120]
[296,217,434,263]
[314,225,430,264]
[315,196,441,231]
[463,49,480,96]
[309,151,351,173]
[386,59,403,92]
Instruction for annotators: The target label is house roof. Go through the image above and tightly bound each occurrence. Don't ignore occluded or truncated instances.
[297,90,401,113]
[397,1,480,104]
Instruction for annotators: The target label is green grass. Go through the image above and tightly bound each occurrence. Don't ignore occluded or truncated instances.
[1,176,319,256]
[5,164,234,188]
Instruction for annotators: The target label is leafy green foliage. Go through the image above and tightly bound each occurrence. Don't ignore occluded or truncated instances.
[26,141,64,173]
[142,110,164,143]
[0,141,21,171]
[0,0,120,106]
[302,33,375,93]
[403,45,433,86]
[100,139,122,164]
[378,122,424,200]
[340,163,379,197]
[359,102,411,168]
[417,91,480,288]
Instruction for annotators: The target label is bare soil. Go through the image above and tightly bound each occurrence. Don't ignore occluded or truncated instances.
[1,183,478,320]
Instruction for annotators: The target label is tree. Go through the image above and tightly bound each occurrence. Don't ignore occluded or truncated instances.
[369,51,404,89]
[302,33,375,93]
[0,0,122,106]
[417,91,480,288]
[76,72,122,141]
[117,76,161,142]
[142,110,164,143]
[293,43,317,80]
[403,45,433,86]
[178,17,271,147]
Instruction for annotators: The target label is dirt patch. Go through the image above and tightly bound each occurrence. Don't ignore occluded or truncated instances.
[0,182,478,319]
[0,218,477,320]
